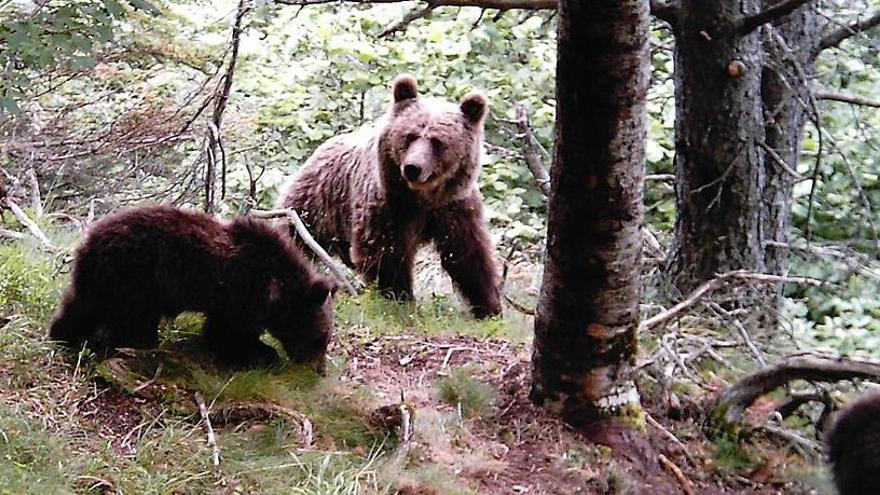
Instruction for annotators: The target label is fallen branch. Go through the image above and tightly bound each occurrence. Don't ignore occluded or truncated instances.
[211,402,314,447]
[132,363,164,394]
[641,270,825,332]
[646,414,697,468]
[194,391,221,467]
[250,208,360,296]
[0,228,25,240]
[658,453,695,495]
[760,423,822,453]
[713,353,880,426]
[1,198,58,252]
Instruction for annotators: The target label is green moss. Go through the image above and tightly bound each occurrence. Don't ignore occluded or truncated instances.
[711,435,755,475]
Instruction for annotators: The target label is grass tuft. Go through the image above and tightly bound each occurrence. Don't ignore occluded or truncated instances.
[436,369,494,418]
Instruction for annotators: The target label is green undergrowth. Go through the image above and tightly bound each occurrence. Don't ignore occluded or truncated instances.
[0,231,485,494]
[0,404,73,495]
[335,288,527,342]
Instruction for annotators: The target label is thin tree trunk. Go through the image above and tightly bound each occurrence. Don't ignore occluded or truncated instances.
[530,0,649,429]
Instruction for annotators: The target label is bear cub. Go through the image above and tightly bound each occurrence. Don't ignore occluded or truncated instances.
[277,75,501,318]
[49,205,338,369]
[826,393,880,494]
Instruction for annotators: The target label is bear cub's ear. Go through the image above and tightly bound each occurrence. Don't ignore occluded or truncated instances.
[460,92,488,124]
[393,74,419,103]
[307,276,341,306]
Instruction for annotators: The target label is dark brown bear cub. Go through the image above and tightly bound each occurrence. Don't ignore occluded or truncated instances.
[277,75,501,319]
[826,393,880,494]
[48,205,338,369]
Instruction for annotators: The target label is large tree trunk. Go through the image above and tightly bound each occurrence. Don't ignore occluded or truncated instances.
[530,0,649,429]
[667,1,767,294]
[761,5,819,276]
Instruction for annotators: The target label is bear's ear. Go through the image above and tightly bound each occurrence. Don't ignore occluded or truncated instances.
[393,74,419,103]
[460,92,488,124]
[307,276,341,306]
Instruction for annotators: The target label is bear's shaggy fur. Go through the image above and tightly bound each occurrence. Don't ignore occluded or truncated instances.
[277,75,501,318]
[48,205,338,368]
[826,393,880,494]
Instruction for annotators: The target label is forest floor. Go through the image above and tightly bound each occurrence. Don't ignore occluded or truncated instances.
[0,242,832,494]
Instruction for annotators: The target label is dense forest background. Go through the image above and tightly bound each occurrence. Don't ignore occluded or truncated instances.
[1,0,879,493]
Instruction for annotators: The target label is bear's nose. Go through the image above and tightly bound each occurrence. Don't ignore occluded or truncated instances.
[403,164,421,182]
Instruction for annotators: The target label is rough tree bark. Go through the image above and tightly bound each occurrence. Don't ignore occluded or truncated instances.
[530,0,649,431]
[667,0,768,296]
[667,2,879,322]
[760,3,819,277]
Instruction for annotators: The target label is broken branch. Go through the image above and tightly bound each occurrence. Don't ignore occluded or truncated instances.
[194,391,221,467]
[2,198,58,252]
[250,208,360,296]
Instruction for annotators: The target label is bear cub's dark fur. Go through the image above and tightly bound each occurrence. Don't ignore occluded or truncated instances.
[49,205,338,369]
[826,393,880,494]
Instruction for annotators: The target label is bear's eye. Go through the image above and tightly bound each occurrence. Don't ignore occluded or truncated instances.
[430,138,445,153]
[404,133,419,145]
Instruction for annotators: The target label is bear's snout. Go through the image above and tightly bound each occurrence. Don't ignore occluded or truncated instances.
[403,164,422,182]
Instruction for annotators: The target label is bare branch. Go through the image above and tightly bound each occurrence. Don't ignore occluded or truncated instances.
[713,353,880,425]
[815,90,880,109]
[380,3,436,37]
[275,0,680,22]
[276,0,554,9]
[738,0,815,35]
[757,140,805,181]
[514,104,551,196]
[205,0,249,212]
[249,208,361,296]
[641,270,824,332]
[819,10,880,51]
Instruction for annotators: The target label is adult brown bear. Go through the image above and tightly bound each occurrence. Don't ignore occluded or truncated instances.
[277,75,501,318]
[48,205,338,369]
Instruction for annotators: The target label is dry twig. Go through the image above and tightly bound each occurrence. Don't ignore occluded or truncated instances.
[249,208,360,296]
[646,413,697,468]
[641,270,824,332]
[194,391,221,467]
[2,198,58,252]
[658,453,695,495]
